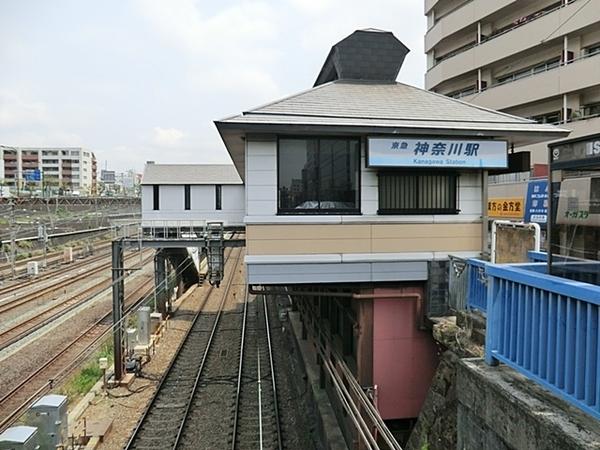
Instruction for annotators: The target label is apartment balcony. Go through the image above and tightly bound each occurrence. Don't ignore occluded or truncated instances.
[425,0,516,53]
[425,0,437,14]
[426,0,600,90]
[460,53,600,110]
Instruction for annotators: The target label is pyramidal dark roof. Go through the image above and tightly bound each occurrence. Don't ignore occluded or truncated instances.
[314,29,410,87]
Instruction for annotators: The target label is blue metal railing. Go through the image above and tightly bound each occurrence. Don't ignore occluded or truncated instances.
[485,264,600,420]
[528,250,547,262]
[466,258,487,313]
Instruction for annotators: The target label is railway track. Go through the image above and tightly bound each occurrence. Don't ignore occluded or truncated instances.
[126,245,283,450]
[0,251,153,351]
[0,275,155,432]
[0,240,113,280]
[0,250,112,299]
[126,247,243,450]
[231,294,283,450]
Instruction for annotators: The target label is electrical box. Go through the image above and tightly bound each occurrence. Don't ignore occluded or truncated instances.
[27,394,68,449]
[63,247,73,264]
[26,262,39,277]
[126,328,137,354]
[0,426,39,450]
[137,307,151,346]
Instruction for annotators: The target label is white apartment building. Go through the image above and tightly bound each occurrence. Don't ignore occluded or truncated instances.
[424,0,599,165]
[0,146,97,195]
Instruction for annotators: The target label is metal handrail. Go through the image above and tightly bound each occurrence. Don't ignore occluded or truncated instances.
[432,0,577,68]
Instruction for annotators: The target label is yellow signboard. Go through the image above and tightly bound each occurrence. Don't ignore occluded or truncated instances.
[488,198,524,218]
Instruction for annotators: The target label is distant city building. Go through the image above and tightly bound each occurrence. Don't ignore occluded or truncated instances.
[424,0,599,169]
[100,169,116,184]
[100,169,141,196]
[0,146,97,195]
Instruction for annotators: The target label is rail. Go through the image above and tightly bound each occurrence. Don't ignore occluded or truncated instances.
[262,294,283,450]
[0,277,154,432]
[125,247,241,449]
[485,263,600,420]
[140,220,243,241]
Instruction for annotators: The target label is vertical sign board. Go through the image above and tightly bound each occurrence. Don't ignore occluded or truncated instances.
[524,180,548,226]
[367,137,508,168]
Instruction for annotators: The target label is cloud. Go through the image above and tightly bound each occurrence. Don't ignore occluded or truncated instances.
[152,127,186,147]
[0,91,48,128]
[133,0,282,100]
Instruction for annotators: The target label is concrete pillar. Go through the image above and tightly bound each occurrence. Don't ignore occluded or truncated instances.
[154,250,167,317]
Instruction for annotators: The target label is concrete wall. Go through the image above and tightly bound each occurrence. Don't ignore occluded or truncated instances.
[457,359,600,450]
[141,184,245,225]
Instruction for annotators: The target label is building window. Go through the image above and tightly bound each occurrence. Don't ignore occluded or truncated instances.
[530,110,563,124]
[585,43,600,57]
[278,137,360,214]
[153,185,159,210]
[215,184,222,210]
[378,172,459,215]
[184,184,191,210]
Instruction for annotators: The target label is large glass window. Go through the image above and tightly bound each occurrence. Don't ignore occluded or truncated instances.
[551,171,600,285]
[278,138,360,214]
[549,138,600,286]
[378,172,458,214]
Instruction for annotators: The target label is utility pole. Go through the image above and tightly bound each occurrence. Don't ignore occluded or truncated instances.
[38,223,48,269]
[9,199,16,279]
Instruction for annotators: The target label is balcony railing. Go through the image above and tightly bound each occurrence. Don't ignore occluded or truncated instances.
[485,262,600,420]
[432,0,576,67]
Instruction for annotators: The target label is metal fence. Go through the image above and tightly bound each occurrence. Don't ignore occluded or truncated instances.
[466,259,488,313]
[485,263,600,420]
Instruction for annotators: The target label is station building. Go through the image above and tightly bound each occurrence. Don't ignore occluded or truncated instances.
[140,162,245,228]
[215,29,568,435]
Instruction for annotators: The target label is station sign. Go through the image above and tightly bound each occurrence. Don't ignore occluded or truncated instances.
[551,138,600,167]
[488,198,524,218]
[367,137,508,169]
[524,180,548,225]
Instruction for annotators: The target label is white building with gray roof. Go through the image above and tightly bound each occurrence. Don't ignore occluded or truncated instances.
[214,28,569,429]
[140,162,244,227]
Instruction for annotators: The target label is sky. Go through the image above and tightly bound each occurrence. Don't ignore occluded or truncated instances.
[0,0,427,173]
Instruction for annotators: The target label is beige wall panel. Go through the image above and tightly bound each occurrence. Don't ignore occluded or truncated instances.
[247,223,482,255]
[247,238,372,255]
[371,223,481,239]
[371,236,481,253]
[247,224,370,240]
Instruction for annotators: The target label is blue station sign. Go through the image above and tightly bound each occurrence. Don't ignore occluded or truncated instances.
[367,137,508,169]
[524,179,548,225]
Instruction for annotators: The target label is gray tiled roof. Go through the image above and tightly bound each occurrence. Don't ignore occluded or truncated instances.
[216,80,570,181]
[225,80,564,127]
[141,164,242,185]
